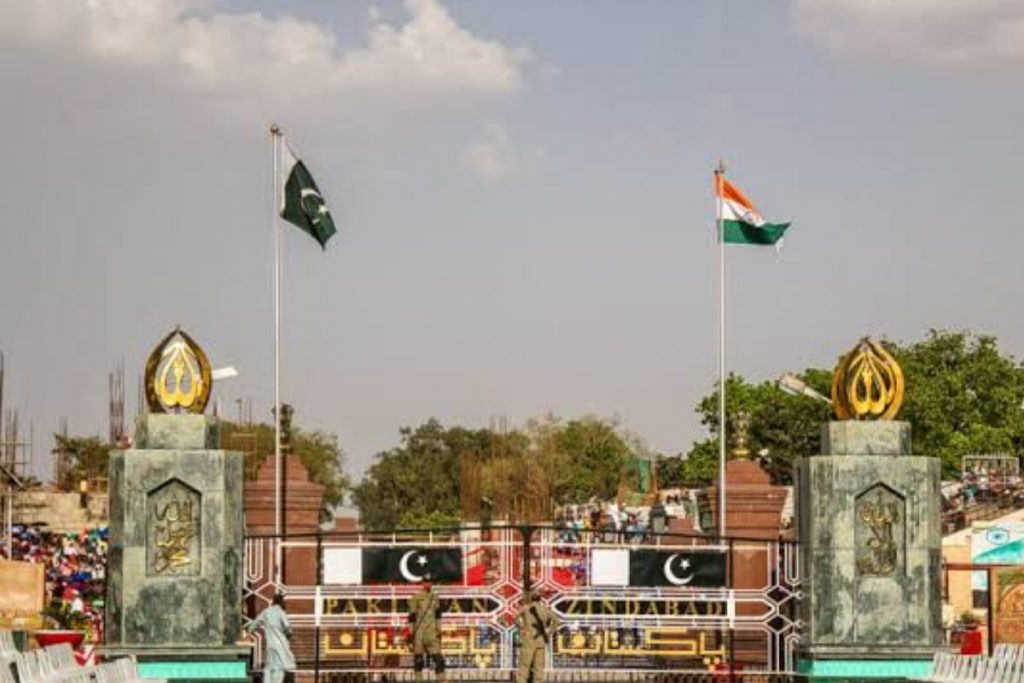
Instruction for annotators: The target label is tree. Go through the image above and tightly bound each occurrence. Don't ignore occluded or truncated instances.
[894,331,1024,477]
[354,416,638,530]
[550,417,634,503]
[219,419,350,521]
[683,330,1024,484]
[52,435,111,491]
[353,419,481,530]
[688,370,833,485]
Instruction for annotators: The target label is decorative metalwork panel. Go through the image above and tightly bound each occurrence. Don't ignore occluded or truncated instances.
[144,327,213,414]
[243,526,803,676]
[147,478,201,576]
[832,338,904,421]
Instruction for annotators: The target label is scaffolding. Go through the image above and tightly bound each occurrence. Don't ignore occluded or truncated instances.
[227,398,261,480]
[109,361,126,446]
[0,353,31,559]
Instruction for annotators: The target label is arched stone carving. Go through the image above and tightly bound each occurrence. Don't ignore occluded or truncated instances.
[855,483,905,577]
[146,478,201,577]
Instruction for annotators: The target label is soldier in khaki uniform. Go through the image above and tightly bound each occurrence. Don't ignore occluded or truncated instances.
[408,580,446,683]
[515,589,557,683]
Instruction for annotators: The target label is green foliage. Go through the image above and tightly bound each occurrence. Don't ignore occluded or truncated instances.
[684,330,1024,484]
[894,331,1024,477]
[354,416,636,530]
[352,419,474,530]
[52,435,110,491]
[677,441,720,488]
[688,371,832,484]
[219,420,350,521]
[551,418,633,504]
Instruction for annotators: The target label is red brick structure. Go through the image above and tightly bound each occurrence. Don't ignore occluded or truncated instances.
[702,459,788,542]
[244,454,325,587]
[700,458,789,665]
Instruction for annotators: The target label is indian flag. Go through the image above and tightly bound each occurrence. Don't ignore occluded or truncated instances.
[715,174,790,246]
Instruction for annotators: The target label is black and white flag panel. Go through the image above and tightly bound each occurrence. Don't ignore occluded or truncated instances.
[323,547,463,585]
[590,548,727,588]
[629,550,726,587]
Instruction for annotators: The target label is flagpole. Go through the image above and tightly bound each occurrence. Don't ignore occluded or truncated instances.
[715,160,727,540]
[271,123,283,582]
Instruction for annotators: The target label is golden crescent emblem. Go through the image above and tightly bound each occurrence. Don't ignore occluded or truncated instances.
[144,327,213,414]
[831,338,904,421]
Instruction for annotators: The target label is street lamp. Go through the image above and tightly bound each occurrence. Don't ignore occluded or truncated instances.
[777,373,832,405]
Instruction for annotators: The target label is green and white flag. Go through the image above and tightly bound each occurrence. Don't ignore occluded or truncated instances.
[715,175,790,246]
[280,140,336,249]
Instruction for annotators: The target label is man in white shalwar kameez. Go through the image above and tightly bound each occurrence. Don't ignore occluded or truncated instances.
[247,593,296,683]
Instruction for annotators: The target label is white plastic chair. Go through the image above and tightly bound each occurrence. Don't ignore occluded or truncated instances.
[94,661,124,683]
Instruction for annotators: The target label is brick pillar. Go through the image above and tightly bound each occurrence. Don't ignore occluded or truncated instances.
[700,459,789,668]
[703,459,788,542]
[244,454,325,588]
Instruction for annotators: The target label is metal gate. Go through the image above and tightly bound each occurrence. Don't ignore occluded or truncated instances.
[243,526,802,680]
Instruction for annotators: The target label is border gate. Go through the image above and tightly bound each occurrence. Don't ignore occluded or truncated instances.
[243,526,802,681]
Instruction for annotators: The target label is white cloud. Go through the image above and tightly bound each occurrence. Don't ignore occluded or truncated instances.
[794,0,1024,70]
[0,0,531,101]
[464,124,514,184]
[463,124,544,185]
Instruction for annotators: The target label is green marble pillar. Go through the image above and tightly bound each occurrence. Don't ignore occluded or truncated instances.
[103,415,247,668]
[796,421,944,675]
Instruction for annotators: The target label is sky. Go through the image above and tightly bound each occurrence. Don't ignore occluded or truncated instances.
[1,0,1023,481]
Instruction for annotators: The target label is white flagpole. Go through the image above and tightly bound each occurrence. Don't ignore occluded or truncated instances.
[715,160,727,540]
[270,124,283,581]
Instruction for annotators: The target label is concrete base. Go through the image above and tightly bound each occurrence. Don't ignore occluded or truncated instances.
[821,420,912,456]
[797,656,934,680]
[135,414,221,450]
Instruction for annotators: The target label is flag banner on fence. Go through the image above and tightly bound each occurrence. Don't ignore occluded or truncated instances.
[630,550,727,587]
[280,138,337,249]
[323,547,362,585]
[361,547,463,584]
[716,175,790,246]
[591,548,726,587]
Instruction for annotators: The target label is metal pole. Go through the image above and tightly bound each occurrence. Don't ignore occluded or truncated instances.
[271,124,283,583]
[715,161,727,539]
[987,566,994,656]
[727,536,736,683]
[315,532,323,683]
[522,526,532,593]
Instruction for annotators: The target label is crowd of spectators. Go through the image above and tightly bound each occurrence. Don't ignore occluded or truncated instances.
[0,524,107,639]
[554,503,651,544]
[942,473,1024,534]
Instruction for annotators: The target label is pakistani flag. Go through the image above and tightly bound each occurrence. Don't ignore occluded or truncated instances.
[716,175,790,246]
[280,140,336,249]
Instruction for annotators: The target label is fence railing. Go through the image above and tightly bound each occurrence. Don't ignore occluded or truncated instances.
[243,525,802,681]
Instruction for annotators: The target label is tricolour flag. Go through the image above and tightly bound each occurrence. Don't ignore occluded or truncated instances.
[716,175,790,246]
[280,140,337,249]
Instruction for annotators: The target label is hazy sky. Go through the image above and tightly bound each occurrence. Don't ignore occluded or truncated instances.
[2,0,1023,480]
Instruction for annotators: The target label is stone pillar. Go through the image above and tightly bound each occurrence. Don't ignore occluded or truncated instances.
[796,421,943,672]
[103,414,246,665]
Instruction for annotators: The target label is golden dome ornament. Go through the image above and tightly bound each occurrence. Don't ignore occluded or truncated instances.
[144,327,213,414]
[831,338,904,421]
